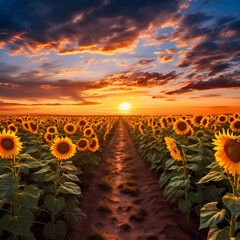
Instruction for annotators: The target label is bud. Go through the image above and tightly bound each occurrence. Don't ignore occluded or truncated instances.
[196,131,204,137]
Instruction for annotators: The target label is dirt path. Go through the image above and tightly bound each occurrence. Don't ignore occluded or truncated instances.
[67,120,205,240]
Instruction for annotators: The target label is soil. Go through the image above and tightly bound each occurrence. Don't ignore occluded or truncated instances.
[67,119,207,240]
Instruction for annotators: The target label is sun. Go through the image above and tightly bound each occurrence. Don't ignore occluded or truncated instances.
[119,102,131,111]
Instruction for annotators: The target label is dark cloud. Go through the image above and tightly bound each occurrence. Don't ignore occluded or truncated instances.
[0,0,182,55]
[0,63,21,74]
[165,71,240,95]
[87,69,181,90]
[40,62,60,71]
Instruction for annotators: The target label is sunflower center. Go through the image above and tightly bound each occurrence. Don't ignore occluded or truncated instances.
[196,116,202,123]
[1,138,14,150]
[57,142,70,154]
[80,120,86,125]
[224,140,240,163]
[86,129,91,135]
[220,116,225,121]
[67,125,74,131]
[24,123,29,129]
[49,128,55,133]
[78,140,87,148]
[10,126,16,131]
[177,122,187,131]
[203,119,207,125]
[30,123,37,131]
[234,121,240,129]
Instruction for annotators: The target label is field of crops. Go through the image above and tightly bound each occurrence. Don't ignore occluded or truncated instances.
[124,113,240,240]
[0,115,117,239]
[0,113,240,240]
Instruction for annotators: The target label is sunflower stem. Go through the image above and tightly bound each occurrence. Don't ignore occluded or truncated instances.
[229,174,238,237]
[182,148,190,229]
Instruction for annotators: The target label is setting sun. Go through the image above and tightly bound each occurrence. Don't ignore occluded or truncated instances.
[119,102,131,111]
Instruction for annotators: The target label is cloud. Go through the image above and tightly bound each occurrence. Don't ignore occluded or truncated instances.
[87,69,181,90]
[0,100,101,107]
[0,63,21,74]
[158,55,174,63]
[0,0,183,56]
[165,71,240,95]
[54,68,91,75]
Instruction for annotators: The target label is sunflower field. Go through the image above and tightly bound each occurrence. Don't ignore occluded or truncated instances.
[124,113,240,239]
[0,115,117,240]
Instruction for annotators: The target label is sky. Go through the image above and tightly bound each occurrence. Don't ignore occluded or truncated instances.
[0,0,240,115]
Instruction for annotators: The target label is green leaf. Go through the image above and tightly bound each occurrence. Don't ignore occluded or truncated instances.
[0,208,34,236]
[199,202,226,230]
[0,178,18,198]
[62,173,79,182]
[198,171,225,184]
[44,194,65,215]
[178,198,192,213]
[43,220,67,240]
[222,193,240,217]
[59,182,81,195]
[216,229,230,240]
[33,166,51,174]
[8,185,40,210]
[189,191,203,204]
[18,153,36,161]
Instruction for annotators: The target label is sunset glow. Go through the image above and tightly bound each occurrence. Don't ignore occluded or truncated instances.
[0,0,239,115]
[119,103,131,111]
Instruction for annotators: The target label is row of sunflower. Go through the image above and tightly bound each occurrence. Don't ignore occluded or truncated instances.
[124,113,240,240]
[0,115,117,240]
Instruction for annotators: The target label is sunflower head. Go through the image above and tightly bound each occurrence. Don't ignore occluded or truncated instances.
[201,117,209,128]
[47,126,58,134]
[88,137,99,152]
[0,129,23,158]
[51,137,76,160]
[186,127,194,137]
[228,115,235,123]
[84,128,94,138]
[8,124,18,134]
[77,138,89,151]
[22,121,30,131]
[164,137,182,161]
[173,119,189,135]
[209,124,217,133]
[28,121,38,134]
[213,129,240,175]
[218,115,227,124]
[193,114,204,127]
[64,123,77,134]
[230,119,240,132]
[44,133,54,143]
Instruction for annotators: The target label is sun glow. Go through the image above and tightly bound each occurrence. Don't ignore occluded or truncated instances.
[119,102,131,111]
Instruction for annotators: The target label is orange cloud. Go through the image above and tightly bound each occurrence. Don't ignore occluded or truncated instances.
[54,68,91,75]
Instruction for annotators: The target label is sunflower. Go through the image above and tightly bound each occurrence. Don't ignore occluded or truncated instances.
[22,121,30,131]
[201,117,209,128]
[28,121,38,134]
[95,124,102,132]
[228,115,235,123]
[234,113,239,119]
[44,133,54,143]
[64,123,77,134]
[77,138,89,151]
[209,124,217,133]
[88,137,99,152]
[186,127,194,137]
[230,119,240,132]
[164,137,182,161]
[217,115,227,124]
[213,129,240,175]
[193,114,203,127]
[84,128,94,138]
[8,124,18,133]
[173,120,189,135]
[51,136,76,160]
[0,129,23,158]
[47,126,58,134]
